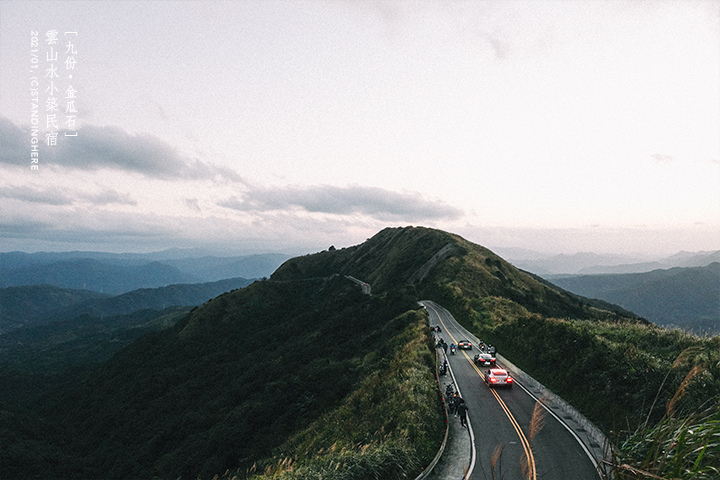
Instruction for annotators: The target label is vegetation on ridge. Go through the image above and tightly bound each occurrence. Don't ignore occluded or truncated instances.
[242,310,444,480]
[1,225,716,480]
[399,228,719,480]
[0,272,443,480]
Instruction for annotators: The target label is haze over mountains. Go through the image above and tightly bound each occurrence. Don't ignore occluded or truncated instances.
[0,251,290,294]
[0,250,287,338]
[547,263,720,335]
[0,278,256,334]
[496,248,720,275]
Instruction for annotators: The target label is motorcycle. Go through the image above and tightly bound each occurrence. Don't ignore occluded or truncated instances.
[450,345,456,355]
[445,383,455,397]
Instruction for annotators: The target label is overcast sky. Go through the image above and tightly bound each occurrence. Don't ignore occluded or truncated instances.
[1,0,718,256]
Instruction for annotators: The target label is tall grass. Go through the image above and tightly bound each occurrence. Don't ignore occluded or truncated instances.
[610,345,720,480]
[225,310,446,480]
[611,406,720,480]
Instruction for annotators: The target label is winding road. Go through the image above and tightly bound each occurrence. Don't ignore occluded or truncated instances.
[422,300,602,480]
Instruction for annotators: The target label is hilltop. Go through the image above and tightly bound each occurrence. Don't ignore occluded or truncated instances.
[273,227,633,322]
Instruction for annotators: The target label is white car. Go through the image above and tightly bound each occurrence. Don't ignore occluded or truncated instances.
[485,368,513,388]
[474,353,496,366]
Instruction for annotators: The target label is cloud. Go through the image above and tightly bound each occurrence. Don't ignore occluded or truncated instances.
[0,184,74,205]
[80,188,137,206]
[651,153,675,164]
[185,198,201,212]
[0,206,352,254]
[0,209,177,248]
[0,116,244,182]
[218,184,463,221]
[0,117,25,161]
[0,183,136,207]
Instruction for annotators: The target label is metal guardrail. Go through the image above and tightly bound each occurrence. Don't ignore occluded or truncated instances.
[344,275,371,294]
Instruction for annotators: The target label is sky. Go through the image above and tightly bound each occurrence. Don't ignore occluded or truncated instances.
[1,0,719,257]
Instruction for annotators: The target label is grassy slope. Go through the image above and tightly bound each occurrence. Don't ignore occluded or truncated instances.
[243,310,445,480]
[402,229,720,480]
[414,231,637,323]
[4,271,443,480]
[271,227,457,293]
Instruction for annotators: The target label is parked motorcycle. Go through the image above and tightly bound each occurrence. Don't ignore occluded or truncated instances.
[445,383,455,397]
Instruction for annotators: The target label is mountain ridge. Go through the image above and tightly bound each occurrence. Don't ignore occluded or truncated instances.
[0,285,109,333]
[3,226,713,480]
[0,277,255,333]
[0,252,289,293]
[502,248,720,275]
[546,262,720,334]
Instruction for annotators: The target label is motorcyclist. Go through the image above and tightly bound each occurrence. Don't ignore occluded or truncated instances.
[450,343,456,354]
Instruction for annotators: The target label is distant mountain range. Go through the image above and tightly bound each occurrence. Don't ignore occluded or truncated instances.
[494,248,720,275]
[0,285,106,334]
[0,277,255,334]
[546,263,720,334]
[0,251,290,294]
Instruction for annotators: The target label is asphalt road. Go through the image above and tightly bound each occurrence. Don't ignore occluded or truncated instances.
[423,301,601,480]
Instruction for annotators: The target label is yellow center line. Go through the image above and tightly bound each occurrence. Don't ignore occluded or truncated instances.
[430,303,537,480]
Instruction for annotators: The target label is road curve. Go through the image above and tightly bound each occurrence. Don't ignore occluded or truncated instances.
[423,300,601,480]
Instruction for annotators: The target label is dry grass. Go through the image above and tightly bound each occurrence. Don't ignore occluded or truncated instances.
[528,396,548,443]
[666,364,704,416]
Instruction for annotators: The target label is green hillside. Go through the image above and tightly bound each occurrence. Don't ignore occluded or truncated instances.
[373,228,718,480]
[0,307,190,372]
[275,227,718,479]
[2,226,715,480]
[548,263,720,334]
[0,284,108,332]
[1,274,442,479]
[273,227,628,322]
